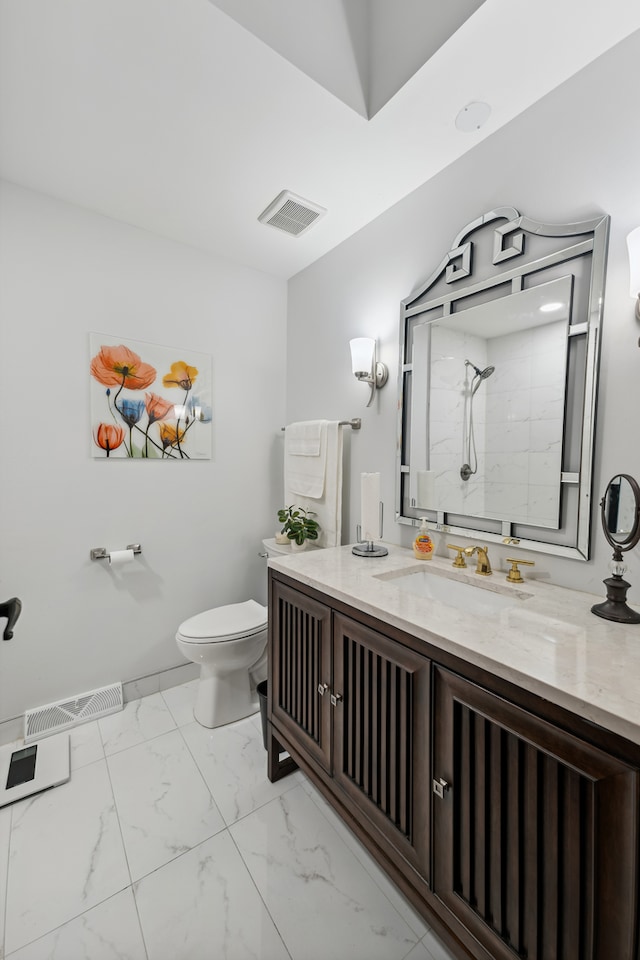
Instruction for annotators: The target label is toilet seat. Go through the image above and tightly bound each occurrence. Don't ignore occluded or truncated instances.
[177,599,267,644]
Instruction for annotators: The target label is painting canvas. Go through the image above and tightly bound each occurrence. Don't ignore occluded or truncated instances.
[90,333,212,459]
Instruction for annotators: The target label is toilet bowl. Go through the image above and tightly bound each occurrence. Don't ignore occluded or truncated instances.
[176,599,268,728]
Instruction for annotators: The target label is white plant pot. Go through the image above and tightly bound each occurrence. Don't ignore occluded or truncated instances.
[290,540,307,553]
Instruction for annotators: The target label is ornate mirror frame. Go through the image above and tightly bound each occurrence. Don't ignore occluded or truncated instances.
[396,207,610,560]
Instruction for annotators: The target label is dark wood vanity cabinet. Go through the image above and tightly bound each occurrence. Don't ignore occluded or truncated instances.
[432,667,639,960]
[269,581,333,775]
[331,611,431,885]
[269,578,431,886]
[267,572,640,960]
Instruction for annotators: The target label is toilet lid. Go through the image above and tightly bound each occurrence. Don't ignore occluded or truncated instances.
[177,599,267,643]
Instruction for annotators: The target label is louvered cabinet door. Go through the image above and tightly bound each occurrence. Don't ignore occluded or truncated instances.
[332,613,431,884]
[433,667,639,960]
[270,581,332,773]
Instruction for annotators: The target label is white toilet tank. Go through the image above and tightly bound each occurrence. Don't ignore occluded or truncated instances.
[261,538,292,559]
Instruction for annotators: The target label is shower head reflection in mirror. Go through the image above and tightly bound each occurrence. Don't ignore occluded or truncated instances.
[461,360,496,481]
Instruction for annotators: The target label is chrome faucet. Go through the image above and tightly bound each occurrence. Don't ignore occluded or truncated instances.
[463,545,492,576]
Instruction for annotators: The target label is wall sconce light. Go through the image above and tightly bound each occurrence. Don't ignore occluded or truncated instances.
[349,338,388,407]
[626,227,640,321]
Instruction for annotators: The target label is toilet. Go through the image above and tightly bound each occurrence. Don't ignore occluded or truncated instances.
[176,599,268,728]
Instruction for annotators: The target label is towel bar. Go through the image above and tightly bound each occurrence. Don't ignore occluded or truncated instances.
[280,419,361,431]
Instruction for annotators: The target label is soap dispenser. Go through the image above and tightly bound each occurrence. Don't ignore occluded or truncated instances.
[413,519,433,560]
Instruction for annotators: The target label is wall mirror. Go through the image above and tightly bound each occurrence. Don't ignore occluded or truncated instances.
[396,207,609,560]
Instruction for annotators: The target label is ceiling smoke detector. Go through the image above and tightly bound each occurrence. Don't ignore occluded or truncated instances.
[455,101,491,132]
[258,190,327,237]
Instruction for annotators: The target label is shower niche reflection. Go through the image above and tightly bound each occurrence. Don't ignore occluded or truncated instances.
[397,207,609,560]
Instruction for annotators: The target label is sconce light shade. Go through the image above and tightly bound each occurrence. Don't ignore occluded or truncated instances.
[626,227,640,320]
[349,337,388,407]
[349,338,375,377]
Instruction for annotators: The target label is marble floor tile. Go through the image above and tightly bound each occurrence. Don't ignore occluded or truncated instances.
[107,728,225,881]
[419,929,458,960]
[98,692,176,756]
[403,941,440,960]
[181,715,302,825]
[6,888,146,960]
[134,830,290,960]
[299,776,429,940]
[249,711,263,736]
[0,682,460,960]
[230,784,420,960]
[0,805,11,959]
[4,760,130,955]
[159,679,198,727]
[69,720,105,769]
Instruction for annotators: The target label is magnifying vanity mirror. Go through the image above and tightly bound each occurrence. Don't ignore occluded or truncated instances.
[591,474,640,623]
[396,206,610,560]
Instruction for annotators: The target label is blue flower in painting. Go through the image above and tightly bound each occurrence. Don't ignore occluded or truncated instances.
[187,395,212,423]
[119,398,146,427]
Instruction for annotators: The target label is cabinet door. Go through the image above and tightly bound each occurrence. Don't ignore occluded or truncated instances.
[332,613,431,885]
[270,581,332,773]
[433,667,639,960]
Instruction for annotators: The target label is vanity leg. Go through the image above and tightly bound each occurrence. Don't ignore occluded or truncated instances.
[267,722,298,782]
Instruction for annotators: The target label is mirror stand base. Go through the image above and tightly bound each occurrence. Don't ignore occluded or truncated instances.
[591,576,640,623]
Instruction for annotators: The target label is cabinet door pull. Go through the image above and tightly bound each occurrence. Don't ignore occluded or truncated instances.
[432,778,450,799]
[317,683,329,696]
[330,693,343,707]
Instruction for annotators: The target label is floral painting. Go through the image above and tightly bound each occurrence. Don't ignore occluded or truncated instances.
[90,334,212,459]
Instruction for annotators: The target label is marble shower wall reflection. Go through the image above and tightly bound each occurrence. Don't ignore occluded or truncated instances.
[410,276,570,528]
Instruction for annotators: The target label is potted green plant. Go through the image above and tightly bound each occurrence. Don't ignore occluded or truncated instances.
[277,505,320,550]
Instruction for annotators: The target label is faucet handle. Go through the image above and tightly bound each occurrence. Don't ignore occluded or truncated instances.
[505,558,535,583]
[446,544,467,568]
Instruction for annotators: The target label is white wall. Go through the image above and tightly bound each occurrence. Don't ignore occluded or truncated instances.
[287,29,640,600]
[0,182,287,723]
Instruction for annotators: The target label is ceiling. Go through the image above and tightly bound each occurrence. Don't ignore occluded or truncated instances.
[1,0,639,280]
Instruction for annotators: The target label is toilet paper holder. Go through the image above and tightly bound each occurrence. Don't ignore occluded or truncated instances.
[90,544,142,561]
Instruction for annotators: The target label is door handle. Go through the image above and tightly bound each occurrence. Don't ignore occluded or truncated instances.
[330,693,342,707]
[432,778,450,799]
[317,683,329,696]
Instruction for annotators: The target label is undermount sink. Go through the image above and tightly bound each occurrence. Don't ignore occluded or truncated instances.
[378,566,531,617]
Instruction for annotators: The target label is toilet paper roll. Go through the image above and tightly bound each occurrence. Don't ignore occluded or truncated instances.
[108,549,135,567]
[361,472,381,542]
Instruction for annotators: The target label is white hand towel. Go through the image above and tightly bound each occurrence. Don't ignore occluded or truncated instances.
[286,420,323,456]
[285,420,327,499]
[284,421,343,547]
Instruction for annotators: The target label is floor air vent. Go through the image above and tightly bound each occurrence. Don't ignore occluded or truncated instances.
[258,190,326,237]
[24,682,123,744]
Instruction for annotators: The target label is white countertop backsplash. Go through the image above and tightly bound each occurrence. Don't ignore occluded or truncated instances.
[267,543,640,747]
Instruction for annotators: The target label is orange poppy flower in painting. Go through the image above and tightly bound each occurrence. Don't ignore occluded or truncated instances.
[93,423,125,456]
[158,422,185,449]
[91,344,156,390]
[162,361,198,391]
[144,392,175,424]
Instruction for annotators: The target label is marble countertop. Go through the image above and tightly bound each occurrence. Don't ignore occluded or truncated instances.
[267,543,640,747]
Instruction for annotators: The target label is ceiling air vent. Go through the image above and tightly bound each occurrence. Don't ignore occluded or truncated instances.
[258,190,326,237]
